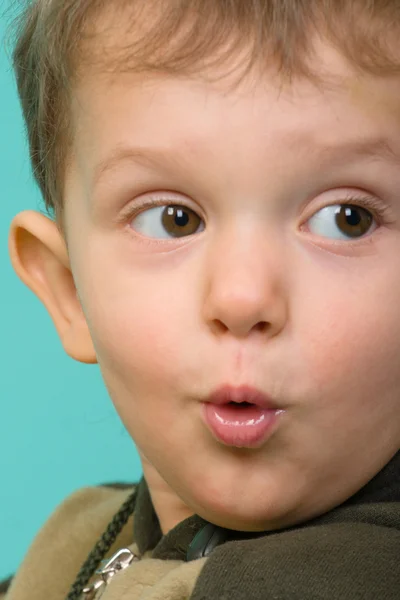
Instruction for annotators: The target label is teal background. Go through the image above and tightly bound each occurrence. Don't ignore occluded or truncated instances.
[0,2,142,580]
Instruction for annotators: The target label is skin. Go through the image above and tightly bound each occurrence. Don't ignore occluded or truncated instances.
[8,38,400,535]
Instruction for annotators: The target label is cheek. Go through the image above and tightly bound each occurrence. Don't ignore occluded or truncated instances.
[94,293,179,378]
[88,292,186,451]
[296,264,400,424]
[80,262,191,412]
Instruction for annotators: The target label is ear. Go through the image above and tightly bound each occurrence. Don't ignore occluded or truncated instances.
[8,210,97,364]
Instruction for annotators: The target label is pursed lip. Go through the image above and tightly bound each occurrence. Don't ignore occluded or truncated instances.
[204,384,278,410]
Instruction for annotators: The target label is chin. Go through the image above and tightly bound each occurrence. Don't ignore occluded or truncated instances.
[198,506,289,532]
[191,493,293,532]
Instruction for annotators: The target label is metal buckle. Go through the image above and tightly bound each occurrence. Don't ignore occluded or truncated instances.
[82,548,139,599]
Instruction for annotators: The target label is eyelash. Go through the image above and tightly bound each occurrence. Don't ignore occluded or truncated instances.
[306,194,395,227]
[117,193,395,233]
[116,195,202,229]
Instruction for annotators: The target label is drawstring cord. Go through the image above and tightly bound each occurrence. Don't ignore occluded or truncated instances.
[65,488,137,600]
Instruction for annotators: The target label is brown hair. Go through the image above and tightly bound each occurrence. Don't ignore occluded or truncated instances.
[5,0,400,239]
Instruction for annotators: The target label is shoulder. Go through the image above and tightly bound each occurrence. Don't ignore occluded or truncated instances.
[0,576,13,599]
[189,503,400,600]
[3,482,137,600]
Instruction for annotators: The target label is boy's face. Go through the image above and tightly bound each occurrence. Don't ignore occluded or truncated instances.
[64,40,400,531]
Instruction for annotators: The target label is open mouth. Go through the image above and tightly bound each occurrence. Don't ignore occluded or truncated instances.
[216,401,269,421]
[202,384,282,447]
[202,402,281,448]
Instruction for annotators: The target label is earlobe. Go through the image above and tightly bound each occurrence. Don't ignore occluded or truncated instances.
[8,210,98,365]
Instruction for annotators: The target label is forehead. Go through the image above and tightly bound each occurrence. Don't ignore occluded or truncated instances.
[68,39,400,196]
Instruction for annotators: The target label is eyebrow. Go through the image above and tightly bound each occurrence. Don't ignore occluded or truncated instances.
[92,137,400,190]
[92,146,190,191]
[316,138,400,166]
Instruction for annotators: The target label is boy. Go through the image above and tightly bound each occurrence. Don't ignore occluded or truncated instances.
[2,0,400,598]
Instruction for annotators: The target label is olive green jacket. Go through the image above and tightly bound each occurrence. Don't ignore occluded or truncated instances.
[2,452,399,599]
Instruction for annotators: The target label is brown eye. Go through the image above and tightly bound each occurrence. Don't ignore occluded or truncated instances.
[307,204,375,240]
[161,205,203,238]
[335,205,373,238]
[132,203,204,239]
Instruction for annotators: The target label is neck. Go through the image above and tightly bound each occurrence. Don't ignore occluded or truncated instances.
[140,455,195,534]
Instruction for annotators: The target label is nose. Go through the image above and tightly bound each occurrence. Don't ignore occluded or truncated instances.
[202,227,288,339]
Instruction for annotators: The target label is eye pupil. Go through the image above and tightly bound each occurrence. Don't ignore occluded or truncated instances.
[175,208,189,227]
[344,207,361,226]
